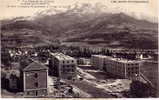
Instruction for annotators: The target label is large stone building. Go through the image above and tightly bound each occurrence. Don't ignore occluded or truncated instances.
[77,58,90,65]
[21,60,48,97]
[91,55,142,80]
[49,53,77,80]
[91,55,106,70]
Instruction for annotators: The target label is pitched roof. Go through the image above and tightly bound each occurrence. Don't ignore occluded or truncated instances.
[23,61,48,71]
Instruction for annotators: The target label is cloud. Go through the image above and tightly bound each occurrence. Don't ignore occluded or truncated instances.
[0,0,157,22]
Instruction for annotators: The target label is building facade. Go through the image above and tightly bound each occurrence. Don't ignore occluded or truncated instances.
[91,55,106,70]
[77,58,90,65]
[49,53,77,80]
[22,61,48,97]
[91,55,142,80]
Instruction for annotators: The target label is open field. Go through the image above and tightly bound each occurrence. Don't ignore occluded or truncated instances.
[66,65,132,98]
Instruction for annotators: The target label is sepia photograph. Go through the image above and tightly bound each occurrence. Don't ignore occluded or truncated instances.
[0,0,158,98]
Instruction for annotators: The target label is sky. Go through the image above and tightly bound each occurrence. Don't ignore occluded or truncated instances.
[0,0,158,21]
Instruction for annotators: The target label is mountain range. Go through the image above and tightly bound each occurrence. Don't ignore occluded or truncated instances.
[1,3,158,49]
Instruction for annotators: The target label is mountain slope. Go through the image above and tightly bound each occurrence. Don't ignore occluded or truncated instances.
[61,13,157,49]
[1,4,158,49]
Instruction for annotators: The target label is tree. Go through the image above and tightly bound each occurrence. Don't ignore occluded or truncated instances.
[130,80,152,97]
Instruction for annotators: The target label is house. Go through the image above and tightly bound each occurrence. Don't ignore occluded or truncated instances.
[21,60,48,97]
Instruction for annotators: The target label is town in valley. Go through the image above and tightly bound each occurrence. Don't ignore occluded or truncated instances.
[1,2,158,98]
[1,42,158,98]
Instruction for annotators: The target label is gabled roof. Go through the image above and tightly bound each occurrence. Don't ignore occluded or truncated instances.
[23,61,48,71]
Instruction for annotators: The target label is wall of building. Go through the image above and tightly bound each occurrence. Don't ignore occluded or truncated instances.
[58,59,77,80]
[24,70,47,93]
[24,89,47,97]
[91,55,141,79]
[126,63,140,80]
[104,58,126,78]
[49,57,60,76]
[49,54,77,80]
[91,55,105,70]
[104,58,140,79]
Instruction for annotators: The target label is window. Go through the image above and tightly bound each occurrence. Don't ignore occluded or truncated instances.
[63,69,65,73]
[67,69,70,72]
[27,92,30,95]
[34,73,38,78]
[68,76,72,80]
[63,61,65,63]
[63,65,65,68]
[72,60,74,63]
[67,61,69,63]
[35,91,38,96]
[35,82,38,87]
[136,70,139,74]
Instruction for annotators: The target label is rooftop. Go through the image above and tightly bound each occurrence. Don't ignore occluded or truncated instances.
[92,55,108,58]
[92,55,142,64]
[50,52,75,61]
[22,60,48,71]
[107,57,142,64]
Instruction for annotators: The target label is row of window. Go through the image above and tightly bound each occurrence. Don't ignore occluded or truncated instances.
[62,65,75,68]
[106,66,139,71]
[127,67,139,71]
[107,66,125,73]
[62,68,75,73]
[104,62,140,68]
[127,63,139,66]
[26,73,39,78]
[62,60,75,64]
[127,71,139,75]
[26,89,46,96]
[105,63,125,69]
